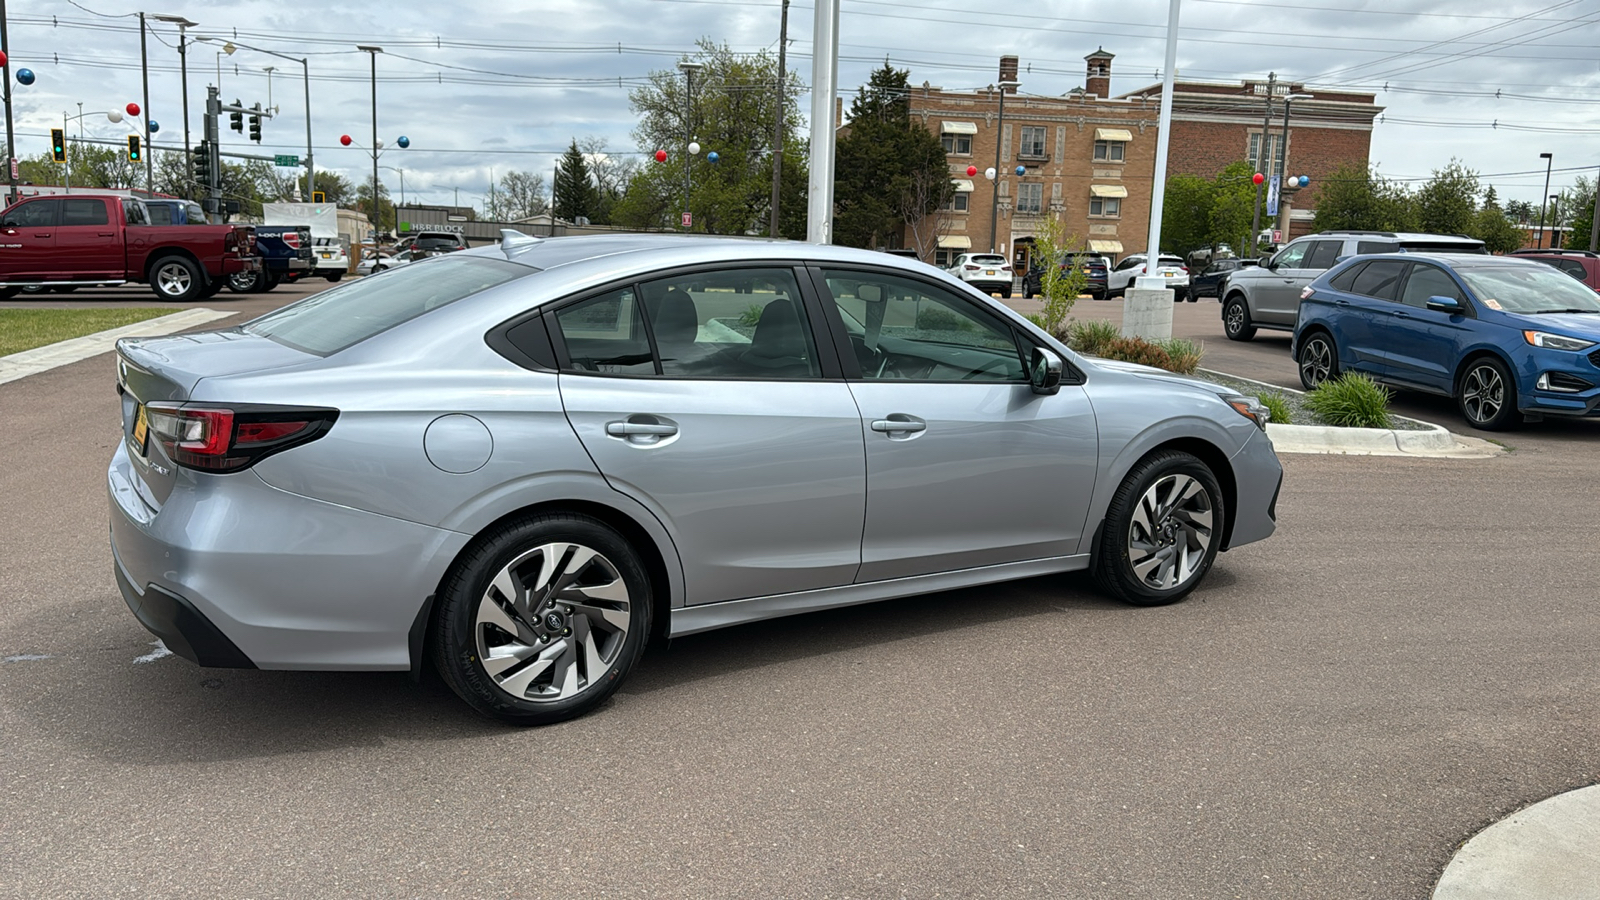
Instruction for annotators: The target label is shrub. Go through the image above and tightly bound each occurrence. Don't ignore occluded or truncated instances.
[1065,320,1120,355]
[1098,336,1174,371]
[738,303,764,327]
[1259,392,1292,426]
[916,305,974,332]
[1154,337,1204,375]
[1305,372,1393,429]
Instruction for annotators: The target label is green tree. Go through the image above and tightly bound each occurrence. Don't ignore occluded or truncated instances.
[617,39,808,236]
[1503,199,1535,225]
[354,180,394,233]
[1159,173,1213,256]
[310,170,355,206]
[1472,193,1528,255]
[1209,161,1261,254]
[1416,160,1479,235]
[1312,163,1418,233]
[834,63,951,249]
[553,141,599,223]
[1558,176,1596,250]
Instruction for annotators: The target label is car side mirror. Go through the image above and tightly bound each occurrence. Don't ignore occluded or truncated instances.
[1030,346,1063,395]
[1425,295,1463,314]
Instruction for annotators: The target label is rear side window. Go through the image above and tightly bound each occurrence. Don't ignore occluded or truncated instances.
[1350,260,1406,301]
[146,204,173,225]
[552,287,655,375]
[61,199,110,225]
[1356,241,1398,255]
[1328,262,1367,292]
[1303,240,1341,270]
[246,255,530,355]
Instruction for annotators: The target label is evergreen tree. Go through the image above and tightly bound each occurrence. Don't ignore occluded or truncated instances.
[553,140,599,223]
[833,63,951,249]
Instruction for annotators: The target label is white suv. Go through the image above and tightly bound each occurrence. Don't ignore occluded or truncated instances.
[947,252,1014,298]
[1108,254,1190,300]
[312,238,349,282]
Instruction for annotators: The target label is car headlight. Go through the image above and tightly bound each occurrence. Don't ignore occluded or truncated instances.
[1222,393,1270,431]
[1523,330,1596,351]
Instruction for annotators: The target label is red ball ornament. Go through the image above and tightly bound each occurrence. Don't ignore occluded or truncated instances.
[654,149,668,163]
[340,134,353,147]
[126,102,141,118]
[0,51,8,69]
[966,165,978,177]
[1252,172,1265,185]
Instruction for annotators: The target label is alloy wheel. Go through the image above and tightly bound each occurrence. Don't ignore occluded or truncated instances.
[1225,303,1245,334]
[1300,336,1333,387]
[1461,364,1504,425]
[1126,473,1215,591]
[156,263,193,297]
[473,542,632,703]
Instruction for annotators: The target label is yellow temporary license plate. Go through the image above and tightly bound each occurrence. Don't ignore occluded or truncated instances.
[985,269,996,276]
[132,403,149,454]
[320,252,332,259]
[1164,271,1175,277]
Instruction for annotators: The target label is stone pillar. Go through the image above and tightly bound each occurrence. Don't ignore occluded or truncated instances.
[1123,276,1173,340]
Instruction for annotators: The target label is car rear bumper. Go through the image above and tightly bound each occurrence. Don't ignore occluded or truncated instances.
[220,256,260,276]
[107,441,470,671]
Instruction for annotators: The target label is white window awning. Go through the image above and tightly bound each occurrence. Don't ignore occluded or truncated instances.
[941,121,979,135]
[1088,240,1124,253]
[938,235,973,249]
[951,179,974,192]
[1090,184,1129,199]
[1095,128,1133,142]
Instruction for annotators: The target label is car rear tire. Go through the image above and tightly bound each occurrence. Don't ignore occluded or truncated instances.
[255,270,281,293]
[1297,330,1339,390]
[1457,356,1519,431]
[324,271,343,283]
[227,271,261,293]
[1093,450,1224,607]
[149,256,204,302]
[1223,296,1257,341]
[0,287,19,300]
[1001,285,1013,299]
[433,513,652,725]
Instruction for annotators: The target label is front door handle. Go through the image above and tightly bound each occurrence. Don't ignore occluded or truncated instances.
[98,232,116,237]
[1393,310,1413,319]
[870,415,926,434]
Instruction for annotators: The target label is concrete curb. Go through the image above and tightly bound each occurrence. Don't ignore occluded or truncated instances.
[1198,367,1499,458]
[0,308,236,387]
[1433,784,1600,899]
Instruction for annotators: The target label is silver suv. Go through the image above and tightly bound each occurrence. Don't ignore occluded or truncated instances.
[1220,230,1487,341]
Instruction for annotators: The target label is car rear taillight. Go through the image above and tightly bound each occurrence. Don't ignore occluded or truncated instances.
[146,402,338,472]
[1002,265,1012,272]
[965,264,979,270]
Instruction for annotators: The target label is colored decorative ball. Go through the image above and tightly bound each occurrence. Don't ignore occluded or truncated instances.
[340,134,353,146]
[1299,175,1310,187]
[397,136,410,148]
[16,68,35,86]
[655,149,668,162]
[126,102,141,117]
[0,52,8,68]
[1252,173,1264,185]
[375,139,385,150]
[966,165,977,177]
[107,110,124,124]
[688,141,701,155]
[148,120,159,133]
[1015,165,1026,176]
[984,167,996,180]
[706,151,719,163]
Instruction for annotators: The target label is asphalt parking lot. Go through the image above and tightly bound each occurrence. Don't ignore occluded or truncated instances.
[2,285,1596,898]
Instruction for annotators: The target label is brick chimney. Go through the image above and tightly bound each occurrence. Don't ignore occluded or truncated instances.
[1085,47,1114,98]
[998,55,1019,93]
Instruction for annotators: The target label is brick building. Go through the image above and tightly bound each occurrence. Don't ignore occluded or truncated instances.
[1121,77,1383,240]
[903,51,1159,272]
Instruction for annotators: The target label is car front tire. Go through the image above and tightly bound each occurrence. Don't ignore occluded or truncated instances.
[433,513,652,725]
[1457,356,1519,431]
[1297,330,1339,390]
[1093,450,1225,607]
[1223,296,1257,341]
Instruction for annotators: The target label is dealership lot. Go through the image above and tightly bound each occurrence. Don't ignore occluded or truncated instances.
[1,287,1596,898]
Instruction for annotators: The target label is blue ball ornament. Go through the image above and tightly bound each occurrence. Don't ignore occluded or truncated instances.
[149,120,160,133]
[397,135,410,149]
[16,68,35,86]
[706,151,719,163]
[1298,175,1310,187]
[1014,165,1026,176]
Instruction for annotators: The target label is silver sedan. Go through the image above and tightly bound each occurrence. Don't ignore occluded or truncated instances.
[109,234,1282,724]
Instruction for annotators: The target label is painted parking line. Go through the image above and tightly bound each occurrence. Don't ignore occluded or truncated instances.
[0,307,236,387]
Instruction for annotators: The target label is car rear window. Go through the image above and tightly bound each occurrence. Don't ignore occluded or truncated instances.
[969,255,1006,265]
[1356,241,1399,255]
[1399,241,1487,254]
[245,255,532,355]
[415,237,462,250]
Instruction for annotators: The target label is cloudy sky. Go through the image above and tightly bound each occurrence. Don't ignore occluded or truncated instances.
[6,0,1598,213]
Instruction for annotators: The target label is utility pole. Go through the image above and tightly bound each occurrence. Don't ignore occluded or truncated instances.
[678,61,702,231]
[138,13,154,195]
[357,46,383,236]
[769,0,789,238]
[1250,72,1275,257]
[204,86,222,219]
[3,0,20,205]
[805,0,839,243]
[1589,168,1599,253]
[987,82,1013,254]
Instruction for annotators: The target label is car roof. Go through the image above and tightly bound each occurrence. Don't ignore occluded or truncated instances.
[1309,231,1484,244]
[1332,252,1549,269]
[462,232,988,276]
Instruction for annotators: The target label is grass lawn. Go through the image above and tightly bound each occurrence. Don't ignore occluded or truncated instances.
[0,307,176,357]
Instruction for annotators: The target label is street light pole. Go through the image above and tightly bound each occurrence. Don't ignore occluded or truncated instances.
[1,0,18,205]
[1272,93,1312,239]
[1536,152,1553,249]
[1250,72,1275,256]
[678,60,702,231]
[138,13,154,195]
[769,0,789,238]
[358,45,383,234]
[196,35,312,203]
[381,165,405,209]
[987,80,1016,254]
[150,15,197,174]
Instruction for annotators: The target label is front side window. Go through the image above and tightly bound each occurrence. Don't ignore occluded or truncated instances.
[1016,183,1043,214]
[1019,126,1047,158]
[941,133,972,155]
[1350,260,1407,301]
[1273,242,1309,269]
[819,268,1025,382]
[1399,264,1465,309]
[1089,197,1120,217]
[3,199,58,227]
[1093,140,1125,162]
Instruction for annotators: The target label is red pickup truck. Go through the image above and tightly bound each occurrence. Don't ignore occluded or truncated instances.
[0,194,260,302]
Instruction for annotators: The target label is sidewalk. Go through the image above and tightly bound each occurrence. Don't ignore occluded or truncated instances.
[1433,784,1600,899]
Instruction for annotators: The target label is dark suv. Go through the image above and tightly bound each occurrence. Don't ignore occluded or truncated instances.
[1510,248,1600,292]
[1023,252,1109,300]
[1220,230,1487,341]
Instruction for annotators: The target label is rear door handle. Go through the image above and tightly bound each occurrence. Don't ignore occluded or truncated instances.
[1332,299,1350,307]
[606,421,678,437]
[870,415,926,434]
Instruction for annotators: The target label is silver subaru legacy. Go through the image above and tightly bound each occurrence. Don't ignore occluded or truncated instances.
[109,234,1281,724]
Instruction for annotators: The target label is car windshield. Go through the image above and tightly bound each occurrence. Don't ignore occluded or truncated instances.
[246,255,532,354]
[415,237,461,250]
[1459,266,1600,314]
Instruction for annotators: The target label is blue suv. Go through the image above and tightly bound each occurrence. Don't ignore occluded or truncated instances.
[1292,254,1600,430]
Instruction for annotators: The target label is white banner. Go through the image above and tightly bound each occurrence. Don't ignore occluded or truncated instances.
[262,202,339,240]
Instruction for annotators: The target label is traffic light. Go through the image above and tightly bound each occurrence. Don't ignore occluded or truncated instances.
[311,191,326,203]
[126,135,142,163]
[230,101,243,133]
[191,141,212,184]
[50,128,66,163]
[248,104,262,143]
